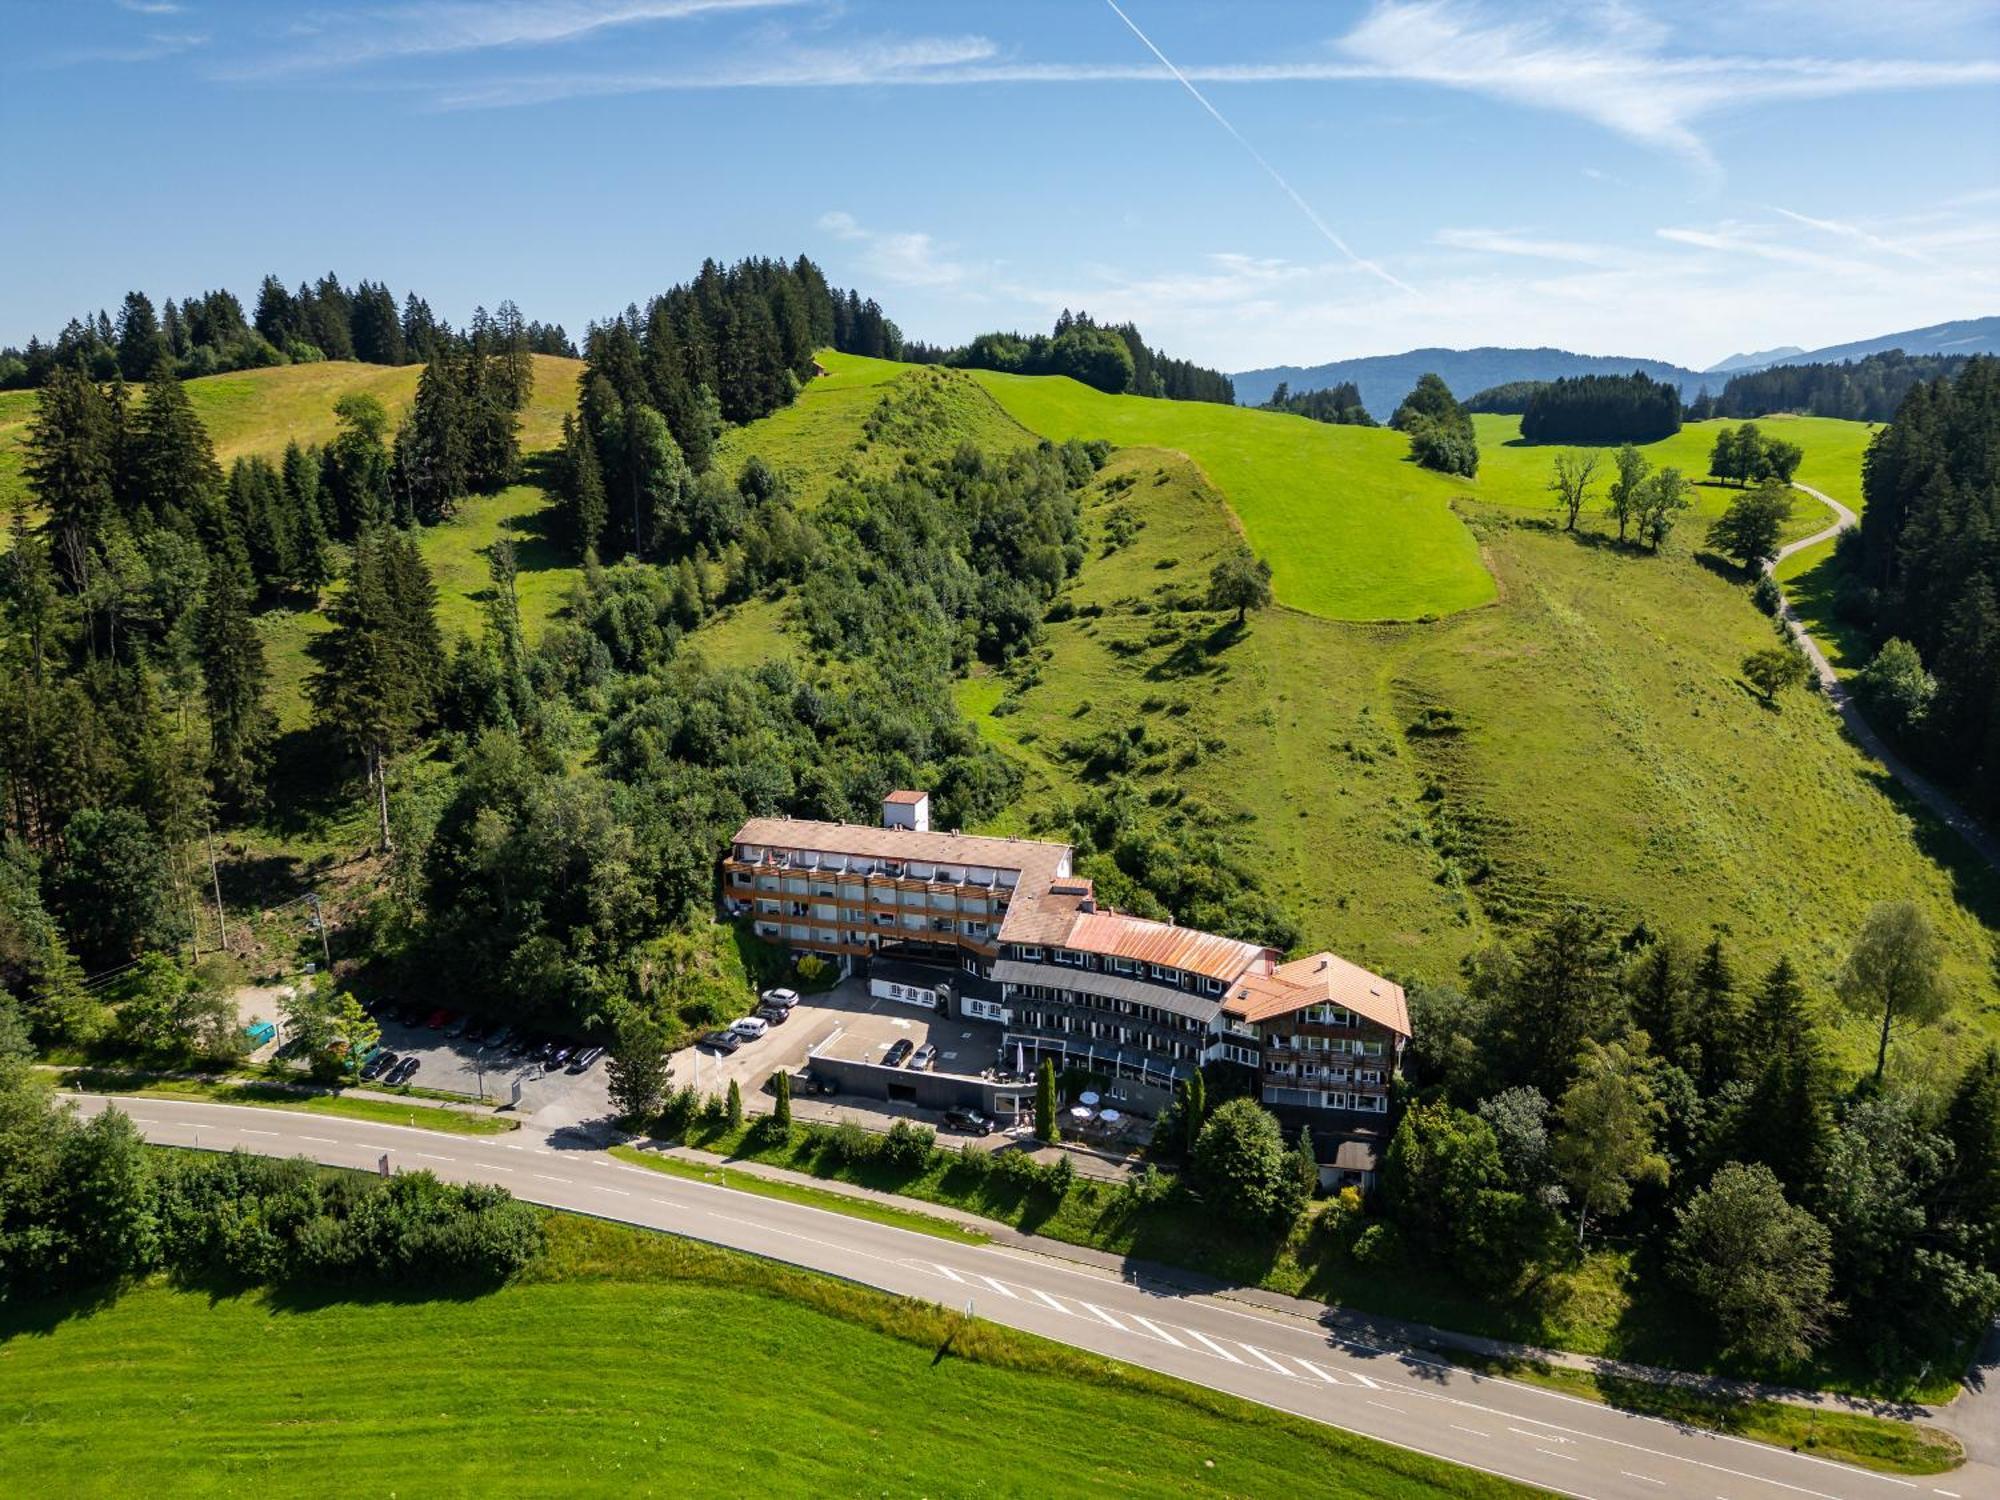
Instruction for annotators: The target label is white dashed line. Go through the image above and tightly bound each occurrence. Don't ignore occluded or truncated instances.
[1184,1329,1246,1365]
[413,1153,453,1162]
[1535,1449,1577,1462]
[1453,1425,1492,1438]
[1366,1399,1405,1414]
[533,1173,565,1183]
[595,1187,629,1197]
[240,1128,278,1137]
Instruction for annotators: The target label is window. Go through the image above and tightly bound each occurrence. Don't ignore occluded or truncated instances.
[964,998,1009,1023]
[1019,946,1043,961]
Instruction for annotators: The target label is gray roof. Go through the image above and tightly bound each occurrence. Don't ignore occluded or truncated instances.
[991,960,1225,1026]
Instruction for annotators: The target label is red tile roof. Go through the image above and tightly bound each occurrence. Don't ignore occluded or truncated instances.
[1226,952,1410,1036]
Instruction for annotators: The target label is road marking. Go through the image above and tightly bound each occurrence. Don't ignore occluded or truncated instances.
[484,1164,513,1173]
[1365,1399,1404,1414]
[413,1153,454,1162]
[971,1274,1019,1299]
[533,1173,565,1183]
[1026,1287,1068,1314]
[298,1135,337,1145]
[1184,1329,1246,1365]
[502,1144,524,1152]
[1077,1302,1129,1331]
[1242,1344,1297,1377]
[595,1187,630,1197]
[1933,1491,1961,1498]
[1452,1425,1491,1438]
[931,1263,967,1284]
[240,1128,278,1137]
[130,1117,161,1125]
[1534,1449,1577,1462]
[1619,1474,1665,1487]
[1294,1358,1344,1385]
[1129,1316,1187,1348]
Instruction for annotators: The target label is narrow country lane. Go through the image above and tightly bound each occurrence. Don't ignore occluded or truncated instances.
[1770,484,2000,875]
[64,1093,1988,1500]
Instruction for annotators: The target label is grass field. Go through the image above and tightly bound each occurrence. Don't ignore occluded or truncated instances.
[1468,412,1877,545]
[0,1212,1534,1499]
[958,445,1999,1062]
[965,367,1497,621]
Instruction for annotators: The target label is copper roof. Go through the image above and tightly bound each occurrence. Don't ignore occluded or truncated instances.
[1225,952,1410,1036]
[1059,909,1272,984]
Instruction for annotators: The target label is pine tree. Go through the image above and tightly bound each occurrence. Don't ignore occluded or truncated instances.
[773,1067,793,1132]
[559,413,608,558]
[1688,937,1744,1093]
[126,354,221,528]
[1035,1057,1060,1142]
[196,557,273,814]
[116,292,168,383]
[395,356,469,522]
[22,366,117,598]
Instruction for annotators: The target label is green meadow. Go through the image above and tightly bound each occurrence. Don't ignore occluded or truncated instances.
[965,367,1498,621]
[0,1213,1529,1500]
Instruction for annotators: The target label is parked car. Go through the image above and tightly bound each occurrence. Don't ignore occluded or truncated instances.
[395,1003,425,1027]
[941,1107,993,1135]
[754,1004,790,1026]
[360,1050,398,1082]
[531,1038,559,1065]
[883,1039,914,1068]
[548,1043,575,1068]
[443,1013,471,1038]
[424,1008,452,1030]
[699,1030,741,1055]
[388,1056,420,1085]
[731,1015,770,1041]
[568,1045,604,1073]
[908,1043,937,1072]
[759,987,800,1013]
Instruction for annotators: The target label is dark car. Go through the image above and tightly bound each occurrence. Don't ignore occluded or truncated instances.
[942,1107,993,1135]
[530,1038,559,1064]
[388,1056,420,1085]
[568,1045,605,1073]
[883,1039,914,1068]
[699,1030,742,1055]
[360,1049,398,1082]
[443,1013,472,1038]
[754,1004,791,1026]
[548,1043,575,1068]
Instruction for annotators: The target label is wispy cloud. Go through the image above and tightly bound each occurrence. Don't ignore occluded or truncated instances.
[46,30,208,66]
[1335,1,2000,167]
[1656,224,1878,278]
[114,0,186,14]
[1433,228,1617,265]
[817,211,973,289]
[248,0,802,75]
[1770,206,1935,264]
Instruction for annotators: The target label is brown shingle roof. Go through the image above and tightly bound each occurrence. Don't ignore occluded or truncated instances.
[1225,952,1410,1036]
[883,790,928,805]
[1059,909,1272,984]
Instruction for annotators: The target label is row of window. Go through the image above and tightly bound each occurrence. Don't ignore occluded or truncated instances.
[1267,1061,1386,1087]
[1261,1086,1389,1114]
[754,905,991,941]
[1010,1011,1201,1060]
[1000,982,1209,1033]
[736,874,1004,917]
[1268,1033,1387,1058]
[1009,945,1228,996]
[732,849,1021,889]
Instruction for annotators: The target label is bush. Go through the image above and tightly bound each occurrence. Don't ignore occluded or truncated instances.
[881,1119,937,1173]
[1350,1221,1402,1266]
[1752,574,1782,615]
[825,1122,877,1167]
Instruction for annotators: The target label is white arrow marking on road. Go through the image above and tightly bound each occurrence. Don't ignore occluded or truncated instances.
[1184,1329,1246,1364]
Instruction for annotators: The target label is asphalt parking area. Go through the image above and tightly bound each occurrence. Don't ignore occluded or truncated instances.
[364,1015,614,1131]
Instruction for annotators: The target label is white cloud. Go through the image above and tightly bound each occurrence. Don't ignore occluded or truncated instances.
[249,0,802,75]
[816,210,971,289]
[114,1,185,14]
[1433,228,1617,266]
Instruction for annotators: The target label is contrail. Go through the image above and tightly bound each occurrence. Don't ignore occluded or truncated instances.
[1101,0,1419,298]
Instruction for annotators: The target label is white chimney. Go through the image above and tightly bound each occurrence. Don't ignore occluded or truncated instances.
[882,790,930,832]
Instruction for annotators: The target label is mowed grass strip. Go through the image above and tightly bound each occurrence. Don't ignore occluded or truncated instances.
[63,1070,516,1135]
[0,1213,1539,1500]
[963,367,1498,621]
[609,1143,991,1243]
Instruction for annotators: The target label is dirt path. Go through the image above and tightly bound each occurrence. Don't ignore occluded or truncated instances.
[1769,483,2000,875]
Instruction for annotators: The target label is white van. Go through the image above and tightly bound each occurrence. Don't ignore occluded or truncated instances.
[731,1015,770,1040]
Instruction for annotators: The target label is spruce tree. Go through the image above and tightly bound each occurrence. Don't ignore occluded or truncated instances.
[127,354,221,527]
[22,366,116,597]
[1035,1057,1059,1142]
[196,556,275,814]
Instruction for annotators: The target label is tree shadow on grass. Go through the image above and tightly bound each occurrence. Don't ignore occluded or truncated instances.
[1144,621,1245,683]
[0,1281,125,1341]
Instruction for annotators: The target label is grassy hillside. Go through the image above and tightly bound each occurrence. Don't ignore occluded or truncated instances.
[0,1212,1525,1500]
[0,354,584,522]
[1469,412,1875,543]
[713,354,1033,508]
[966,367,1498,622]
[951,447,1997,1068]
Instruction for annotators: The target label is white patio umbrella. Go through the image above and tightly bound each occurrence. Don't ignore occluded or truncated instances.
[1069,1105,1093,1120]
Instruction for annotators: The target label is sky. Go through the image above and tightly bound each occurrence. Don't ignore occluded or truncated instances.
[2,0,1997,372]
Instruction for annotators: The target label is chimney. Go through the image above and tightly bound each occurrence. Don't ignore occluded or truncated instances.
[882,790,930,832]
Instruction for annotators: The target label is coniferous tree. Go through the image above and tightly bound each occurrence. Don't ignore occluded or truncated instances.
[22,365,117,596]
[196,557,274,813]
[116,293,168,382]
[126,355,222,531]
[395,356,469,522]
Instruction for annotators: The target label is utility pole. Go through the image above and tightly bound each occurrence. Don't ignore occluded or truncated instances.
[309,893,332,970]
[205,825,229,953]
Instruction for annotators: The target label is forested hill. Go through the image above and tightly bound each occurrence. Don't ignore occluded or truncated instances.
[1231,347,1703,420]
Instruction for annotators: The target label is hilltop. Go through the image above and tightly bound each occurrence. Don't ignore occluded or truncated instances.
[698,354,1998,1074]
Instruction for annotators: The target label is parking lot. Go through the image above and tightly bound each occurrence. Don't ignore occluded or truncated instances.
[361,1009,614,1133]
[672,977,1007,1111]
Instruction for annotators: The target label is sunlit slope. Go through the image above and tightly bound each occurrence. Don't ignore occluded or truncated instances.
[0,354,585,519]
[966,371,1498,622]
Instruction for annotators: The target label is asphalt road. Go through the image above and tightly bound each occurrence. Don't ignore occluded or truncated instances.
[75,1094,1985,1500]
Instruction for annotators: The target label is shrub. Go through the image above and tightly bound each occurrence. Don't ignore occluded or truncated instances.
[1350,1222,1402,1266]
[825,1122,877,1167]
[1752,574,1782,615]
[881,1119,938,1173]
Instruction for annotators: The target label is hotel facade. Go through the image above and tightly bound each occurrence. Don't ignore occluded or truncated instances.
[723,793,1411,1156]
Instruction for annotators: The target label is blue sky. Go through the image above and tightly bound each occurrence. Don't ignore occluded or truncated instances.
[2,0,1997,370]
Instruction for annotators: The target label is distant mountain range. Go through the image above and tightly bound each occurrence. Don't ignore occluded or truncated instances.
[1232,315,2000,418]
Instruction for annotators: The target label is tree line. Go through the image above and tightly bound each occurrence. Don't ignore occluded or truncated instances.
[1847,357,2000,822]
[1257,381,1376,426]
[1397,900,1994,1375]
[912,310,1235,403]
[1520,371,1682,444]
[1711,350,1970,424]
[2,275,571,389]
